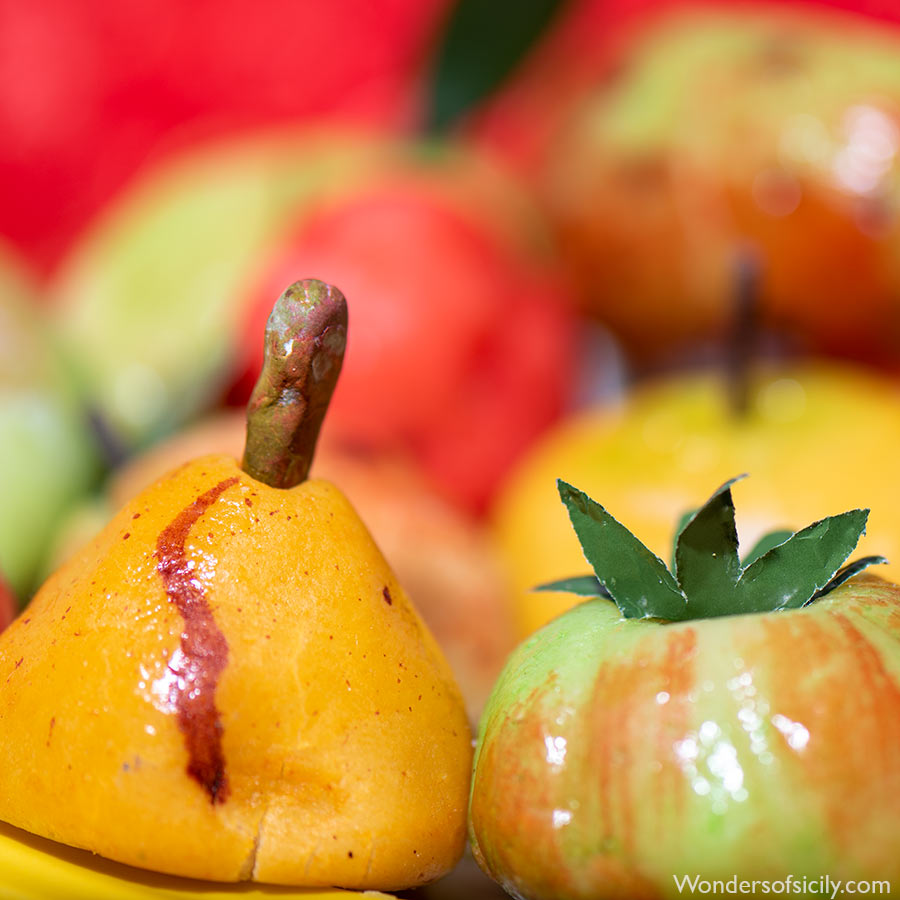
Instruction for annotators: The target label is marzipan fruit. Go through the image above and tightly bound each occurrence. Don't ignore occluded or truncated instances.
[0,281,472,890]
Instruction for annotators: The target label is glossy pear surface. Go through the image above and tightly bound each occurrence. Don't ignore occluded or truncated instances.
[45,412,516,723]
[0,455,471,889]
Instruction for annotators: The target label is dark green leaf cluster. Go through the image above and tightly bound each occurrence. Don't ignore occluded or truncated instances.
[537,476,886,622]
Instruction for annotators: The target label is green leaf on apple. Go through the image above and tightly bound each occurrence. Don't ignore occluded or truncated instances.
[426,0,569,134]
[555,481,690,621]
[669,506,697,571]
[735,508,871,614]
[741,528,793,566]
[672,475,744,618]
[541,476,887,621]
[806,555,889,604]
[534,574,611,598]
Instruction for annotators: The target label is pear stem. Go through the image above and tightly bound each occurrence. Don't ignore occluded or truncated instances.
[242,280,348,489]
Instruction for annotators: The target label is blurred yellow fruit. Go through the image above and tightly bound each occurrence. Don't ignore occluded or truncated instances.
[493,363,900,637]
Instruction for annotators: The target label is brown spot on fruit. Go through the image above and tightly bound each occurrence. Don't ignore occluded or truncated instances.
[383,586,393,605]
[154,476,238,804]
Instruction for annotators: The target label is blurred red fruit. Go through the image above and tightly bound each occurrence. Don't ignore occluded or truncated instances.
[0,0,450,273]
[0,573,15,632]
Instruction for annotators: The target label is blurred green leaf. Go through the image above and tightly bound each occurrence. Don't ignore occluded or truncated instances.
[426,0,569,134]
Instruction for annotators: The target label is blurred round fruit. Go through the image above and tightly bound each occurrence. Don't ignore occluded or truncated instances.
[235,168,576,512]
[0,240,98,601]
[469,0,900,178]
[540,7,900,362]
[493,363,900,638]
[48,412,516,722]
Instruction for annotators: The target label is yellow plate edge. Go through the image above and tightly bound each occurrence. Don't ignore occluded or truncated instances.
[0,821,395,900]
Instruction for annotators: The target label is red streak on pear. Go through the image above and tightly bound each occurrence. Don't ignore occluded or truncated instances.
[155,476,238,804]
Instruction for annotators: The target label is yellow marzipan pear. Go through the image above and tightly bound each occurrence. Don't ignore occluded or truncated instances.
[0,281,472,891]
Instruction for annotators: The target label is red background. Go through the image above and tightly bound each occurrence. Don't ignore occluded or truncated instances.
[2,0,899,276]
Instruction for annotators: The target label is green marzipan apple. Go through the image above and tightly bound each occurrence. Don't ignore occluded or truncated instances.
[469,477,900,899]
